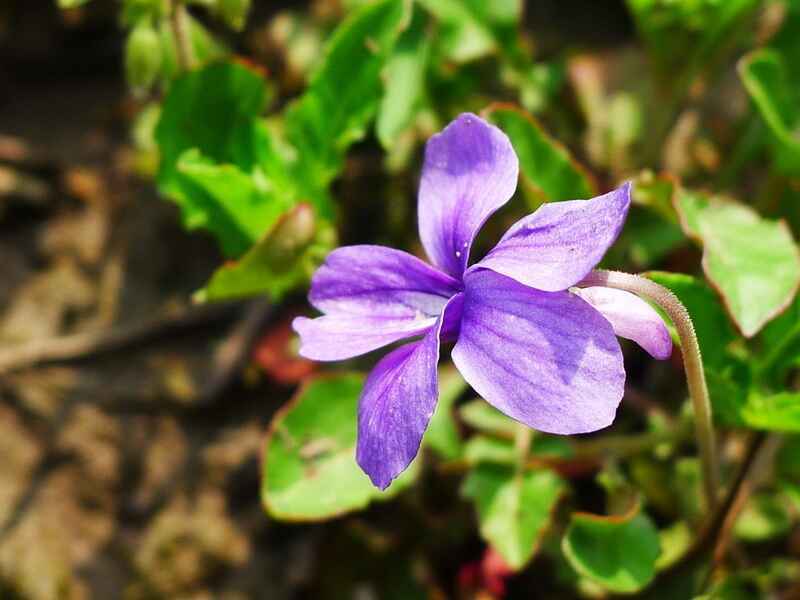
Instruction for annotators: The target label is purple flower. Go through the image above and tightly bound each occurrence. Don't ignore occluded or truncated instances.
[293,113,672,489]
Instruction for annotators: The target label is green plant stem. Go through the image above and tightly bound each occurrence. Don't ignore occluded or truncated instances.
[579,269,719,514]
[514,423,533,475]
[170,0,193,71]
[569,420,692,460]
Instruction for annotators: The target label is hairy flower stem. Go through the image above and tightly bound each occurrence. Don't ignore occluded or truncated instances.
[579,269,719,513]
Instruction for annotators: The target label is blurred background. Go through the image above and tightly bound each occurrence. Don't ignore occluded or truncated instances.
[1,1,800,599]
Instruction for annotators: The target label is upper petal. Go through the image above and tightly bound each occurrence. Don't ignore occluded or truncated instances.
[451,269,625,434]
[473,183,632,292]
[356,295,461,489]
[309,245,461,318]
[575,286,673,360]
[418,113,519,278]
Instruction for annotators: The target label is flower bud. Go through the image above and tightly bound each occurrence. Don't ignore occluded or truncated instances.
[216,0,251,31]
[125,22,163,94]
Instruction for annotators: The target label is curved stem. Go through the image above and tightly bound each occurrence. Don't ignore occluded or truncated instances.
[579,269,719,513]
[169,0,193,72]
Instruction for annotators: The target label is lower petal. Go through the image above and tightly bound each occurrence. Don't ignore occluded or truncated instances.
[356,295,460,489]
[452,269,625,435]
[575,286,673,360]
[293,314,435,361]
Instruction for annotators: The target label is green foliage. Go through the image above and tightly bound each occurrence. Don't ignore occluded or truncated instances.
[741,391,800,432]
[416,0,518,64]
[486,105,596,207]
[734,492,795,542]
[51,0,800,595]
[261,374,417,520]
[376,8,430,149]
[463,436,516,466]
[156,62,273,256]
[459,399,517,438]
[423,365,466,460]
[613,173,685,268]
[562,505,661,593]
[213,0,252,30]
[758,296,800,386]
[463,464,565,570]
[739,49,800,173]
[645,272,736,370]
[675,190,800,337]
[197,204,333,302]
[627,0,759,78]
[283,0,409,186]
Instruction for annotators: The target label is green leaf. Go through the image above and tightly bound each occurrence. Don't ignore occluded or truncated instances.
[627,0,758,79]
[284,0,409,185]
[155,61,273,255]
[741,391,800,432]
[776,435,800,479]
[376,8,430,149]
[615,209,686,269]
[562,504,661,593]
[416,0,497,63]
[646,271,751,425]
[462,464,564,570]
[262,373,417,521]
[607,173,685,268]
[57,0,90,7]
[157,13,228,78]
[705,366,750,428]
[697,576,761,600]
[758,296,800,385]
[214,0,252,30]
[656,521,692,571]
[739,49,800,173]
[459,399,517,438]
[631,172,680,224]
[734,492,794,542]
[486,105,596,207]
[463,436,516,466]
[423,365,465,460]
[675,190,800,337]
[198,204,333,302]
[177,149,291,244]
[644,272,736,370]
[419,0,527,65]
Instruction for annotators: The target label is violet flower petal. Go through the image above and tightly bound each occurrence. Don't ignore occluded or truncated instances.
[418,113,519,279]
[575,286,673,360]
[292,314,435,361]
[310,245,461,318]
[451,269,625,434]
[356,294,462,489]
[473,183,631,292]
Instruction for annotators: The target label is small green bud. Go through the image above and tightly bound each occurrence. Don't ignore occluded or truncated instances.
[121,0,168,25]
[216,0,251,31]
[125,22,163,94]
[264,203,317,271]
[58,0,91,8]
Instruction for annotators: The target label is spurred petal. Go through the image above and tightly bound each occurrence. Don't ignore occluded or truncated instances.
[310,245,461,317]
[575,287,673,360]
[356,294,462,489]
[473,183,631,292]
[452,269,625,434]
[418,113,519,278]
[293,314,435,361]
